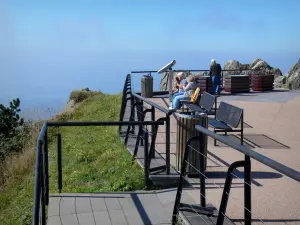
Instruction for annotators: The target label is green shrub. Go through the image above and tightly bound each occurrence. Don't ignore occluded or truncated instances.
[69,90,99,103]
[0,98,29,159]
[0,98,24,137]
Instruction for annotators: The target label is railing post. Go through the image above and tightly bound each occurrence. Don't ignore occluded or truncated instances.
[166,114,170,174]
[124,97,134,145]
[119,79,128,133]
[241,111,244,145]
[130,92,135,134]
[32,140,43,225]
[245,155,252,225]
[199,132,206,207]
[44,130,49,205]
[41,145,46,225]
[216,160,247,225]
[168,69,173,102]
[57,133,62,193]
[140,100,144,146]
[151,106,155,158]
[144,131,149,187]
[172,136,202,225]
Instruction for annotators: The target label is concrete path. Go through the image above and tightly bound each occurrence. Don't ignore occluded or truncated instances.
[47,189,195,225]
[147,89,300,225]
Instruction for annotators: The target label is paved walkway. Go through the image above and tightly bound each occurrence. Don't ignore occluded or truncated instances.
[47,89,300,225]
[48,189,195,225]
[147,89,300,225]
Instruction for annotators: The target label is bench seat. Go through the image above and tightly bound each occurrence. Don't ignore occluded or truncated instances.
[208,118,232,130]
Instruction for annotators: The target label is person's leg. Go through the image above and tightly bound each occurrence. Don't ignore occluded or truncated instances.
[173,95,188,110]
[172,92,184,101]
[212,76,216,94]
[215,76,221,94]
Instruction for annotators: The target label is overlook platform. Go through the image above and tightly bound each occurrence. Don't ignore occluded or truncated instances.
[46,89,300,225]
[142,89,300,225]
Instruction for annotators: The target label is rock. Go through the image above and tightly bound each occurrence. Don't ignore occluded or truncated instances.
[223,60,242,75]
[249,58,261,68]
[194,71,209,77]
[222,58,282,77]
[271,68,283,78]
[159,58,283,88]
[286,59,300,90]
[274,76,286,88]
[223,60,250,75]
[81,87,90,92]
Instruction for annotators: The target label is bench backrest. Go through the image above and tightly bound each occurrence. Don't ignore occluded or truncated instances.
[199,92,215,112]
[216,102,243,128]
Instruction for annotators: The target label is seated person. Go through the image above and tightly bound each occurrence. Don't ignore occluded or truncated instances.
[173,77,180,93]
[172,72,188,101]
[169,75,197,111]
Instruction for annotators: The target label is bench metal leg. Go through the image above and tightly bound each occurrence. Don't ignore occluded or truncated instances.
[241,111,244,146]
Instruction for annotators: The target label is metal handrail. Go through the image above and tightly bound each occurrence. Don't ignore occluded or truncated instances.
[195,125,300,182]
[131,92,169,114]
[131,69,262,74]
[32,120,164,225]
[47,121,164,127]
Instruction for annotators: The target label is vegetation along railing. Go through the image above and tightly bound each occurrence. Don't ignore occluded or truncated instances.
[32,119,163,225]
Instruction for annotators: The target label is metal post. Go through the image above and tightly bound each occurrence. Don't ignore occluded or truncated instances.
[57,133,62,193]
[168,69,173,102]
[166,115,170,174]
[33,140,42,225]
[151,106,155,158]
[172,136,201,225]
[41,151,46,225]
[140,100,144,146]
[44,131,49,205]
[241,111,244,145]
[124,97,134,144]
[216,160,247,225]
[130,92,135,133]
[199,132,206,207]
[144,131,149,187]
[244,155,252,225]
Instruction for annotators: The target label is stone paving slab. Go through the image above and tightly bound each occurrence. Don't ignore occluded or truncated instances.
[48,190,197,225]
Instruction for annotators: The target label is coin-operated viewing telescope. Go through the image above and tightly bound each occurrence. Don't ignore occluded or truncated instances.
[157,60,176,101]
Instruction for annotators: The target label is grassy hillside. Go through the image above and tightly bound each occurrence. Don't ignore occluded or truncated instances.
[0,92,144,225]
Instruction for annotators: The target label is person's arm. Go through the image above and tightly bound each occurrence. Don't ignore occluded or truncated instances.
[180,79,188,88]
[218,64,222,75]
[183,82,192,92]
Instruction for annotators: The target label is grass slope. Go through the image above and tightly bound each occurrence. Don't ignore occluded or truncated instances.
[0,92,144,225]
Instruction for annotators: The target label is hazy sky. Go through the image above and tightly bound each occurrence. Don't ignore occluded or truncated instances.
[0,0,300,117]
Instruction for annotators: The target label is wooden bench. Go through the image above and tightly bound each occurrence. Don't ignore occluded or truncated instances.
[183,92,217,117]
[208,101,244,146]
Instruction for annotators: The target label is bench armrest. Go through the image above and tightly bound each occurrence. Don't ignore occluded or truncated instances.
[180,100,193,103]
